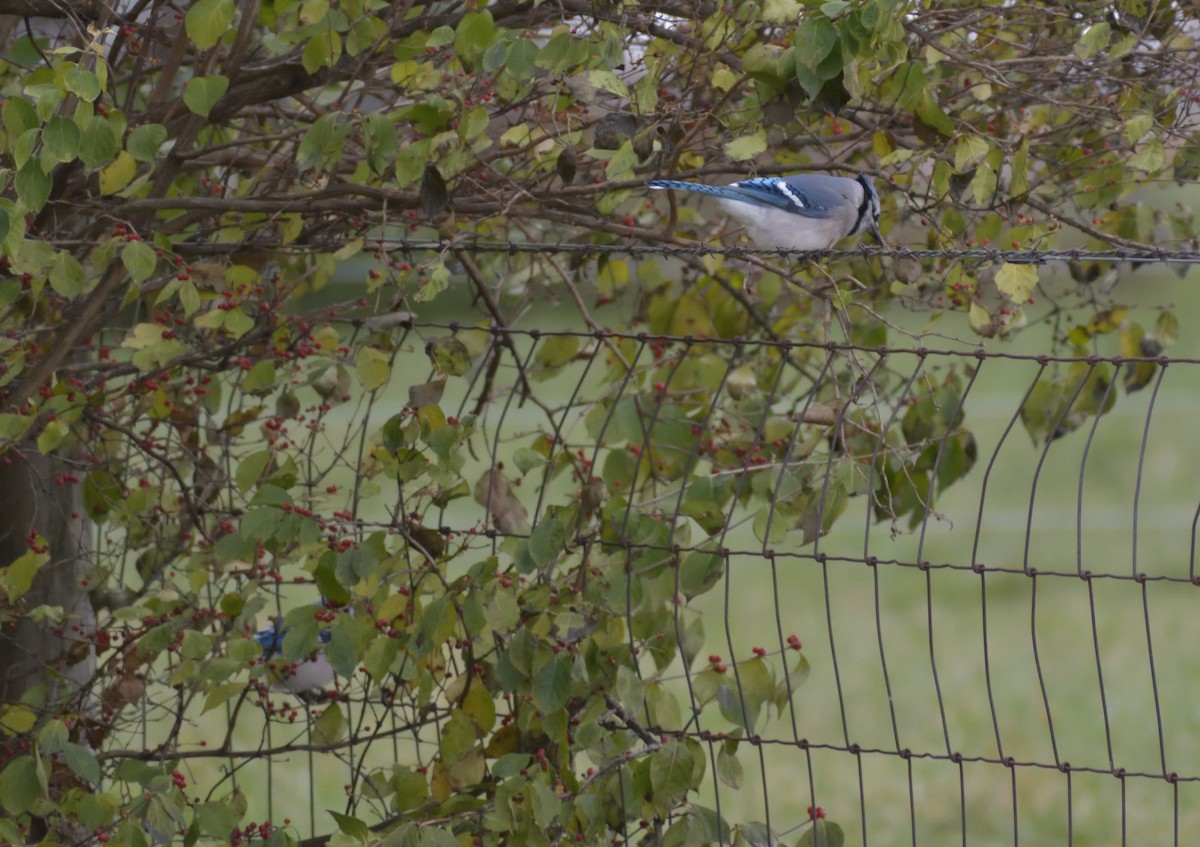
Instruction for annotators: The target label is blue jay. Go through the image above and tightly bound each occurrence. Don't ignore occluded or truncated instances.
[254,618,335,695]
[646,173,883,251]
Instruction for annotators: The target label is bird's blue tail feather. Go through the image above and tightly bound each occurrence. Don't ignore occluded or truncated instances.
[646,180,745,202]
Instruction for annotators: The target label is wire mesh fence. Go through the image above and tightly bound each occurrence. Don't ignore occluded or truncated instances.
[32,238,1198,847]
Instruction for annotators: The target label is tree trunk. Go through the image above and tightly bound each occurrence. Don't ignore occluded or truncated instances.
[0,450,94,708]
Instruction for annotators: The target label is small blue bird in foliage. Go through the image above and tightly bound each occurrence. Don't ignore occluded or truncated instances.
[253,615,335,696]
[647,172,883,251]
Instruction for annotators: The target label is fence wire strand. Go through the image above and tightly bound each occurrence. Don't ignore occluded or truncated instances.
[360,238,1200,267]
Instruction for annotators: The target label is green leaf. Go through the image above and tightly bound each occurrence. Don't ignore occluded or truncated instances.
[793,17,838,70]
[328,811,370,843]
[483,586,520,631]
[297,112,348,172]
[3,98,37,138]
[725,130,767,162]
[37,419,67,453]
[63,742,101,783]
[969,162,996,205]
[127,123,167,163]
[439,709,479,763]
[716,743,743,789]
[121,239,157,283]
[347,15,387,57]
[183,75,230,118]
[994,262,1039,303]
[42,115,80,163]
[326,612,364,677]
[314,702,347,744]
[512,447,546,474]
[65,66,101,102]
[680,550,723,597]
[454,10,495,69]
[186,0,236,50]
[1,549,47,601]
[242,359,276,395]
[49,249,86,296]
[0,756,40,814]
[1123,113,1153,145]
[195,801,238,839]
[302,27,343,74]
[1010,137,1029,197]
[1075,21,1110,59]
[588,68,629,98]
[796,820,846,847]
[355,346,390,391]
[604,139,638,181]
[506,39,539,80]
[649,740,694,805]
[79,115,118,169]
[426,336,471,376]
[915,91,954,137]
[528,518,566,570]
[180,630,213,661]
[299,0,329,24]
[532,656,571,714]
[763,0,802,22]
[16,160,50,211]
[534,335,578,373]
[0,413,31,442]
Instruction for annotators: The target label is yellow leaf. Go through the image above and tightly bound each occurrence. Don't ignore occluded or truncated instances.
[0,704,38,734]
[994,263,1038,304]
[355,346,390,391]
[313,325,341,352]
[968,302,995,337]
[1087,306,1128,335]
[724,131,766,162]
[711,66,738,91]
[670,295,714,337]
[953,136,989,173]
[122,322,168,349]
[1128,138,1164,172]
[280,213,303,245]
[99,150,136,195]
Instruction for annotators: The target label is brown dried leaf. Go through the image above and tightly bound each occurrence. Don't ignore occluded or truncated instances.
[474,469,530,534]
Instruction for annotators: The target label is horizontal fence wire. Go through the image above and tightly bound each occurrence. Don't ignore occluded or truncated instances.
[357,238,1200,266]
[159,234,1200,266]
[379,323,1196,365]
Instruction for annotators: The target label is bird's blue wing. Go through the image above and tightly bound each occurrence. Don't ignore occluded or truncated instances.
[733,176,859,219]
[648,177,837,219]
[254,620,335,656]
[254,623,284,654]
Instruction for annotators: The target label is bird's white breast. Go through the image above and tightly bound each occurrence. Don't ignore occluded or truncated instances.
[269,653,335,694]
[717,187,859,251]
[717,198,852,251]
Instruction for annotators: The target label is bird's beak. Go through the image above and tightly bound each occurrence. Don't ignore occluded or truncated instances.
[868,219,886,247]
